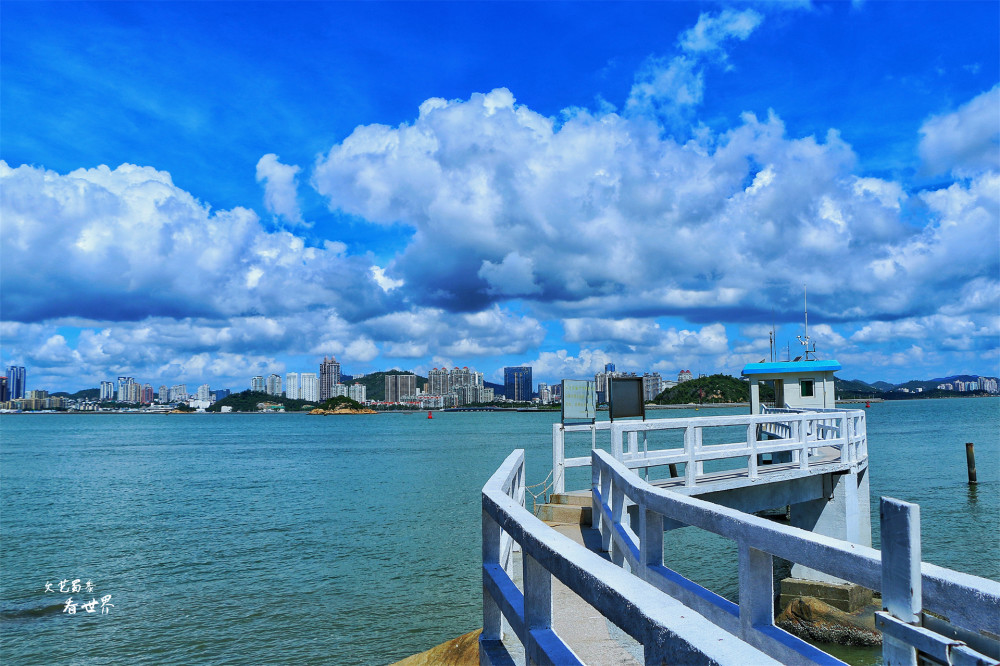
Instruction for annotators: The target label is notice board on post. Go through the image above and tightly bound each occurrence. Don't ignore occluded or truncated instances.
[609,377,645,421]
[561,379,596,424]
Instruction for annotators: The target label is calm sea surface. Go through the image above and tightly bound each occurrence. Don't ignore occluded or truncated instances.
[1,399,997,664]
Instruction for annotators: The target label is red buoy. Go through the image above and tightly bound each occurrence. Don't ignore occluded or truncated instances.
[427,411,433,419]
[865,401,870,408]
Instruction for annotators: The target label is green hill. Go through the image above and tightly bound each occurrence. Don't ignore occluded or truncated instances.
[52,388,101,400]
[652,374,754,404]
[350,371,426,401]
[207,390,318,412]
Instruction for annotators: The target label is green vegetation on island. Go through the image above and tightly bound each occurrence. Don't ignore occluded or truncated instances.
[206,390,318,413]
[651,374,773,405]
[319,395,365,411]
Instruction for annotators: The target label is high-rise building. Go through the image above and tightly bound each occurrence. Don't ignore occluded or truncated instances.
[117,376,136,403]
[504,366,532,402]
[141,384,154,404]
[197,384,211,401]
[100,381,116,401]
[642,373,663,402]
[300,373,319,402]
[678,370,693,383]
[319,356,341,401]
[170,384,188,402]
[538,382,550,404]
[266,374,282,396]
[285,372,300,400]
[215,388,231,401]
[348,383,366,403]
[6,366,26,400]
[158,385,170,403]
[385,374,417,402]
[0,376,7,403]
[251,376,265,392]
[428,368,449,396]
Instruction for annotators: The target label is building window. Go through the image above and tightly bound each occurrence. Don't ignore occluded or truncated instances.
[800,379,814,398]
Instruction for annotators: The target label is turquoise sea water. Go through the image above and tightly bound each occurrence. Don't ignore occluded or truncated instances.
[1,399,997,664]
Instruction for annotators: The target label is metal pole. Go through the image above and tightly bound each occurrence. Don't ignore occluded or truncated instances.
[966,442,977,484]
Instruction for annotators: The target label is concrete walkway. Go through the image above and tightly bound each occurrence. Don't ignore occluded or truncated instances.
[500,520,642,666]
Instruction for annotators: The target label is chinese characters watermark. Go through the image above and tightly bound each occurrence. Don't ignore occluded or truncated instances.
[44,578,112,616]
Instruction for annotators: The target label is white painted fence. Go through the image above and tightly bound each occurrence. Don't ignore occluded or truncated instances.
[591,448,1000,666]
[481,449,782,666]
[552,410,868,494]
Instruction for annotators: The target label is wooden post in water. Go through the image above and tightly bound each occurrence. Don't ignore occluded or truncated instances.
[966,442,977,484]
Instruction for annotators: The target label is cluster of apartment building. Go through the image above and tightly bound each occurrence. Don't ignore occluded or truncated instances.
[249,355,368,404]
[935,377,998,393]
[377,367,495,409]
[591,364,693,404]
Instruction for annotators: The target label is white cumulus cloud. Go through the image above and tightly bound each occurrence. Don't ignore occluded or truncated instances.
[256,153,306,226]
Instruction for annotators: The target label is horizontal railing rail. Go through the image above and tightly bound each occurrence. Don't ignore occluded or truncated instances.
[481,449,782,666]
[591,448,1000,666]
[553,410,868,494]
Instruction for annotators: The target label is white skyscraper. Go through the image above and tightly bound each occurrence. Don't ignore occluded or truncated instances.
[285,372,300,400]
[348,383,366,403]
[300,373,319,402]
[266,374,282,396]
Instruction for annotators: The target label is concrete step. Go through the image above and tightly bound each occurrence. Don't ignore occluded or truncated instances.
[549,492,591,507]
[535,502,592,525]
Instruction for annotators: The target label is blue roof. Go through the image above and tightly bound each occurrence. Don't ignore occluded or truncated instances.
[741,360,841,376]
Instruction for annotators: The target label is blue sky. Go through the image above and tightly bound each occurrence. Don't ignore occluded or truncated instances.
[2,1,998,393]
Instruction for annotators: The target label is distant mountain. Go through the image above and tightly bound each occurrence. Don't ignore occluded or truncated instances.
[834,378,880,397]
[485,380,505,397]
[834,374,995,399]
[52,388,100,400]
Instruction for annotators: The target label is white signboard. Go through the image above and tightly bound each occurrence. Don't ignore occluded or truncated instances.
[561,379,596,423]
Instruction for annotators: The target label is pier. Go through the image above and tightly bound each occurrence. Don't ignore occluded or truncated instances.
[481,407,1000,665]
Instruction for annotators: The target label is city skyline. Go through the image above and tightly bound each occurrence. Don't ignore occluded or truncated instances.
[1,3,998,393]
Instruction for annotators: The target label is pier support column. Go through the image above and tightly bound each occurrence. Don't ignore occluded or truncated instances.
[782,467,873,611]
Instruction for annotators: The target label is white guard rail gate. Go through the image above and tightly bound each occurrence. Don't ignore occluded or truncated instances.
[552,411,868,495]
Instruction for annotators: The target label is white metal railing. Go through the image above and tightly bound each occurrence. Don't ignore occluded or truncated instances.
[481,449,782,665]
[591,449,1000,666]
[552,410,868,494]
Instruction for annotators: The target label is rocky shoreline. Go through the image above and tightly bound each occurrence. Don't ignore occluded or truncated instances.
[307,407,377,415]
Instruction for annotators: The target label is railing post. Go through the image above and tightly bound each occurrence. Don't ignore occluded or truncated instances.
[738,543,774,640]
[553,423,565,495]
[611,478,625,566]
[880,497,921,666]
[600,461,612,553]
[611,423,624,461]
[685,426,697,487]
[482,508,503,642]
[640,504,664,576]
[747,424,758,480]
[592,455,602,534]
[523,553,552,665]
[797,417,809,470]
[842,414,852,463]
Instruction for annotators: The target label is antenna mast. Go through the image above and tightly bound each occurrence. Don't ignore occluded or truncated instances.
[796,284,816,360]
